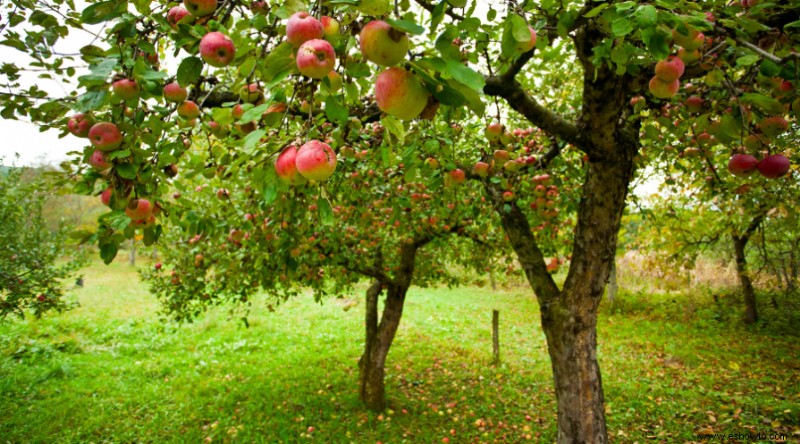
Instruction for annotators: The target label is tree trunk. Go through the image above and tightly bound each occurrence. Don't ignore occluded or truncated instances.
[358,281,409,411]
[606,258,618,305]
[129,239,136,266]
[733,235,758,324]
[492,309,500,364]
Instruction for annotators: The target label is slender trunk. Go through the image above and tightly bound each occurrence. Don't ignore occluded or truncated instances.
[733,235,758,324]
[358,282,408,411]
[129,239,136,266]
[606,258,618,305]
[491,309,500,364]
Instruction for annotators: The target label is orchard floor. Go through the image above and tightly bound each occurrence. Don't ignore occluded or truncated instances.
[1,259,798,443]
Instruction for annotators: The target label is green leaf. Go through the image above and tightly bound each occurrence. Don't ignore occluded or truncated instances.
[641,26,671,60]
[431,1,447,33]
[435,27,462,60]
[584,4,609,18]
[262,43,297,85]
[446,59,484,92]
[81,1,128,25]
[635,5,658,27]
[740,93,784,115]
[611,18,635,36]
[735,55,760,67]
[325,96,349,125]
[385,18,425,35]
[240,103,269,123]
[75,90,109,112]
[381,115,405,146]
[116,163,137,180]
[243,129,266,155]
[99,242,118,264]
[318,197,334,226]
[177,57,204,87]
[501,14,530,57]
[446,0,466,7]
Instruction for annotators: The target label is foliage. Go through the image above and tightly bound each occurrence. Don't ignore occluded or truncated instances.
[0,166,86,319]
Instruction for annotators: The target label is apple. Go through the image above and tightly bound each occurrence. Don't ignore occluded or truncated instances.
[67,113,94,137]
[485,122,504,142]
[286,12,324,47]
[677,47,701,64]
[199,32,235,67]
[727,154,758,177]
[424,157,439,169]
[757,154,790,178]
[684,95,704,112]
[648,76,680,99]
[275,145,308,185]
[473,161,490,178]
[321,16,340,40]
[743,134,764,150]
[100,187,113,206]
[206,120,229,137]
[493,149,509,164]
[374,67,429,121]
[154,262,162,270]
[184,0,217,17]
[672,27,704,50]
[360,20,409,67]
[502,190,514,201]
[759,116,788,137]
[177,100,201,120]
[88,122,123,151]
[446,169,466,186]
[88,150,112,170]
[167,6,191,27]
[112,78,139,101]
[239,83,263,103]
[516,26,537,53]
[296,39,336,79]
[296,140,337,181]
[163,81,188,103]
[126,198,153,221]
[324,70,343,92]
[654,56,685,82]
[250,1,268,13]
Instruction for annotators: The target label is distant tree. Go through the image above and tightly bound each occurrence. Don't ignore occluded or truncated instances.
[0,166,85,319]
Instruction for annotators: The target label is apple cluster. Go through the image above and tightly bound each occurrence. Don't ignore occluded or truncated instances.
[274,141,338,185]
[648,21,707,99]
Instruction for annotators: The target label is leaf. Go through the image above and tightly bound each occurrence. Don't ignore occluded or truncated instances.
[116,163,137,180]
[584,3,609,18]
[385,18,425,35]
[318,197,334,226]
[446,59,484,92]
[240,103,270,123]
[177,57,204,87]
[641,26,671,60]
[262,43,297,85]
[735,55,760,67]
[81,1,127,25]
[501,14,531,57]
[635,5,658,27]
[99,242,118,265]
[740,93,784,115]
[381,115,405,146]
[243,129,266,155]
[431,1,447,33]
[325,95,349,125]
[611,18,635,36]
[445,0,466,7]
[75,90,109,112]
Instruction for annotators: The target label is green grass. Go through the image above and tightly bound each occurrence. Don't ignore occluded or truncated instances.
[1,259,798,443]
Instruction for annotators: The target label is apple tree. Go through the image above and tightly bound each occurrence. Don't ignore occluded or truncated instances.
[2,0,799,442]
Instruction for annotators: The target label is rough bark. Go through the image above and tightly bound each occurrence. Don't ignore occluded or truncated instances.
[492,309,500,364]
[733,236,758,324]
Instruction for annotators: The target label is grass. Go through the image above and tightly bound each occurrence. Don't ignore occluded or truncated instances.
[1,258,798,443]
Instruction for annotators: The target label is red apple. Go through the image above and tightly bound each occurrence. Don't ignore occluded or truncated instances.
[275,145,308,185]
[424,157,439,169]
[199,32,235,67]
[184,0,217,17]
[672,27,705,50]
[163,82,188,103]
[88,150,112,170]
[502,190,514,201]
[493,149,509,164]
[654,55,685,82]
[375,67,429,121]
[167,6,191,27]
[296,140,337,181]
[100,187,113,206]
[67,113,94,138]
[516,26,537,53]
[473,161,490,178]
[88,122,123,151]
[446,169,466,186]
[239,83,263,103]
[126,198,153,221]
[485,122,503,142]
[649,76,680,99]
[727,154,758,177]
[296,39,336,79]
[759,116,788,138]
[360,20,409,67]
[112,78,139,101]
[177,100,201,119]
[321,16,340,40]
[154,262,162,270]
[757,154,790,178]
[684,95,704,113]
[286,12,324,47]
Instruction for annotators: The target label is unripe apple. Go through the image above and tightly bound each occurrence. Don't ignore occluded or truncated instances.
[296,140,337,181]
[112,78,139,101]
[684,95,704,113]
[759,116,788,137]
[167,6,191,27]
[374,67,429,121]
[126,198,153,221]
[88,122,123,151]
[360,20,409,67]
[320,16,340,40]
[199,32,235,67]
[68,113,95,138]
[677,47,701,64]
[727,154,758,177]
[424,157,439,169]
[485,122,504,142]
[654,56,685,82]
[100,187,113,206]
[177,100,201,119]
[163,82,188,103]
[672,27,704,50]
[649,76,680,99]
[296,39,336,79]
[275,145,308,185]
[239,83,263,103]
[286,12,324,47]
[88,150,112,170]
[493,149,510,164]
[324,70,343,93]
[184,0,217,17]
[516,26,537,53]
[473,161,490,178]
[757,154,790,178]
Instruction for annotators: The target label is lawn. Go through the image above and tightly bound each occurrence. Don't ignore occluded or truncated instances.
[1,259,798,443]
